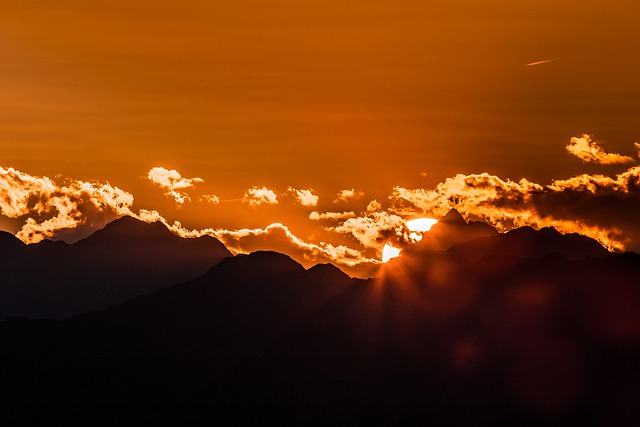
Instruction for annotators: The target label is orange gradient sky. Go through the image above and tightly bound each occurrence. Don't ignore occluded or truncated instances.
[1,1,640,274]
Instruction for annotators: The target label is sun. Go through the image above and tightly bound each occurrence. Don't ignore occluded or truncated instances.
[381,217,438,262]
[405,217,438,242]
[382,244,402,263]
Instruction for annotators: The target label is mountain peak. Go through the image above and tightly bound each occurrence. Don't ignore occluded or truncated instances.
[0,230,24,246]
[0,215,232,319]
[411,209,497,251]
[212,251,305,280]
[507,225,607,258]
[306,263,351,281]
[0,230,26,256]
[98,216,170,238]
[440,209,467,224]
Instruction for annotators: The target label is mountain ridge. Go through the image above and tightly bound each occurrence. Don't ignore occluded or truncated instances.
[0,216,232,319]
[0,226,639,424]
[413,208,499,251]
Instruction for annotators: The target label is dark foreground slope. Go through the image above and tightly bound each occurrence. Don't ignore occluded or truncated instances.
[0,217,231,319]
[1,230,639,426]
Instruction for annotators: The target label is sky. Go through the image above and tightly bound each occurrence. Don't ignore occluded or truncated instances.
[1,1,640,276]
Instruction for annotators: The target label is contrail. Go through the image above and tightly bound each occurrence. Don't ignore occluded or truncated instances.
[525,59,554,67]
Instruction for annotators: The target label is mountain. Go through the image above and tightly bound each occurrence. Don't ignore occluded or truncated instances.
[0,217,232,319]
[397,220,608,275]
[450,225,608,260]
[414,209,498,251]
[0,228,639,425]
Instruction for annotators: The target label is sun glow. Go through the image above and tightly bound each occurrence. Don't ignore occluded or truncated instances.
[381,217,438,262]
[406,218,438,242]
[382,244,402,263]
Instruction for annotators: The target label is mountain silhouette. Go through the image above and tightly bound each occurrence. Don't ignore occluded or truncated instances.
[414,209,498,251]
[0,228,639,425]
[0,216,232,319]
[397,219,608,276]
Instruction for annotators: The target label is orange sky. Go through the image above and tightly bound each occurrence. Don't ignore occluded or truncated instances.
[1,1,640,274]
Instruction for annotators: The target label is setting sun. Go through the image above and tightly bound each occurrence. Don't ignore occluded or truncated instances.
[381,244,402,263]
[406,218,438,242]
[381,217,438,262]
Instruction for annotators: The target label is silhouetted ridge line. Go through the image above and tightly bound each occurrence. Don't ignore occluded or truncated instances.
[388,222,609,280]
[440,208,468,224]
[0,216,232,320]
[306,262,351,279]
[0,225,638,425]
[413,209,498,251]
[447,225,608,260]
[0,230,26,258]
[0,230,23,246]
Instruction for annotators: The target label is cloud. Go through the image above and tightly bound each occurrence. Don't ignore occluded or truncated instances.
[635,142,640,158]
[0,166,380,275]
[159,220,380,276]
[566,134,635,165]
[242,186,278,207]
[287,187,319,206]
[206,223,374,267]
[146,167,204,205]
[136,209,166,223]
[309,211,356,221]
[5,144,640,277]
[200,194,220,205]
[0,166,135,243]
[387,166,640,251]
[334,189,364,204]
[330,210,406,249]
[366,200,382,212]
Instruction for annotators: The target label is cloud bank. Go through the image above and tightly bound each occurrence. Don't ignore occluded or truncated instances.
[321,137,640,255]
[2,134,640,275]
[0,167,135,243]
[385,167,640,251]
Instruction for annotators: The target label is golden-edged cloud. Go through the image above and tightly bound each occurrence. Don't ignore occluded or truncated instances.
[4,132,640,278]
[331,210,406,249]
[0,166,135,243]
[387,165,640,251]
[334,189,364,204]
[153,220,380,276]
[203,223,375,268]
[242,186,278,207]
[146,167,205,205]
[566,134,635,165]
[287,188,319,207]
[366,200,383,212]
[309,211,356,221]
